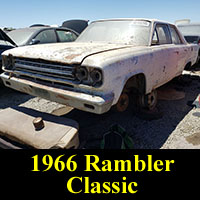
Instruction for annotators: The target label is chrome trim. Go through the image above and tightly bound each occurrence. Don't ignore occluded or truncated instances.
[12,58,76,84]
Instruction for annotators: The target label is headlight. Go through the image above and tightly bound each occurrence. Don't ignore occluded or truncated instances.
[90,69,102,85]
[2,54,14,70]
[74,66,103,87]
[75,67,88,81]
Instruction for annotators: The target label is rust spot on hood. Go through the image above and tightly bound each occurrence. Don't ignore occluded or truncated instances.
[65,54,82,60]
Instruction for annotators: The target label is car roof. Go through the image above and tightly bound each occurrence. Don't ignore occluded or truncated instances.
[92,18,173,25]
[8,26,79,37]
[177,23,200,27]
[11,26,72,32]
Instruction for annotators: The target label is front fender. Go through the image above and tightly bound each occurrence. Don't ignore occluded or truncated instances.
[103,66,146,105]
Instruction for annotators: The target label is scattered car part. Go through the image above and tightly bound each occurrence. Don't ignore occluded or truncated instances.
[157,88,185,101]
[0,107,79,149]
[33,117,45,130]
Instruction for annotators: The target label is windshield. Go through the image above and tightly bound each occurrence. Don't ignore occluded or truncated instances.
[178,25,200,36]
[7,28,36,46]
[76,20,151,46]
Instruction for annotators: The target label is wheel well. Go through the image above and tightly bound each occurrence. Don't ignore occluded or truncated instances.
[184,62,191,70]
[123,73,146,95]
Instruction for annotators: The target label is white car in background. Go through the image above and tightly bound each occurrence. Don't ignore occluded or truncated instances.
[176,20,200,64]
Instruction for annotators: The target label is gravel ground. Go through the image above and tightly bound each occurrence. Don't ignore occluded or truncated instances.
[0,65,199,149]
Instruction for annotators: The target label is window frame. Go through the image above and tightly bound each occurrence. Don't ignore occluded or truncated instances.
[55,29,78,43]
[151,23,172,46]
[33,29,58,44]
[168,25,184,45]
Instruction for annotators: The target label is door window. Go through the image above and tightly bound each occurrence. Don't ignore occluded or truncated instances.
[56,30,77,42]
[34,29,57,44]
[169,26,182,44]
[152,24,171,45]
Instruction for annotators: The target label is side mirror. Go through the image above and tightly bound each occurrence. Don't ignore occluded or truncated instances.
[30,39,40,45]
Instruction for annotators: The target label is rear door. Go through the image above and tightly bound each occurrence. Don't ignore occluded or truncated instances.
[169,25,188,74]
[150,23,178,88]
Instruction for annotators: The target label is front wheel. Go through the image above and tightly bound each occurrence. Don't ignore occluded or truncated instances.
[137,90,157,110]
[114,92,130,112]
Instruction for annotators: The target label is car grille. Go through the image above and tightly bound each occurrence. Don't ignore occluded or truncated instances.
[12,57,76,85]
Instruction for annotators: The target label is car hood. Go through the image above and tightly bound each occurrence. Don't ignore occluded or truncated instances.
[0,29,17,47]
[61,20,88,34]
[3,42,133,64]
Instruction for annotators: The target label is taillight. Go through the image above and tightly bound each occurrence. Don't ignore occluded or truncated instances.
[198,39,200,45]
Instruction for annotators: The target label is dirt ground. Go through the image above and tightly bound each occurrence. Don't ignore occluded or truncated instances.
[0,65,199,149]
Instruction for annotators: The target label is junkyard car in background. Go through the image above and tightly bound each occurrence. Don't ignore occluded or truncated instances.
[177,22,200,64]
[1,18,198,114]
[0,20,88,74]
[0,29,16,73]
[6,19,89,47]
[7,26,79,46]
[61,19,88,34]
[0,27,78,75]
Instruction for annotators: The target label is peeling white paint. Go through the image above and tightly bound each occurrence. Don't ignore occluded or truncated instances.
[1,19,199,114]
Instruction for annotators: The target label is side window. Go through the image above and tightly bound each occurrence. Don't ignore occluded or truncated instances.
[169,26,182,44]
[34,30,57,44]
[152,24,171,45]
[56,30,77,42]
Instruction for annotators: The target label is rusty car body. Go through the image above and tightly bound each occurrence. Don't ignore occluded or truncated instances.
[0,18,198,114]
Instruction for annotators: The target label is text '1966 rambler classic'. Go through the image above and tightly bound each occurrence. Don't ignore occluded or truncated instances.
[1,19,198,114]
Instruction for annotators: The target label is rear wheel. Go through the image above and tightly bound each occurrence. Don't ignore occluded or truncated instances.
[137,90,157,110]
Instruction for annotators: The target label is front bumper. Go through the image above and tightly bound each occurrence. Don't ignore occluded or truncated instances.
[0,73,114,114]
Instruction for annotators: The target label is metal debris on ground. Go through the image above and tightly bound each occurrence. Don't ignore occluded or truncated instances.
[157,88,185,101]
[0,107,79,149]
